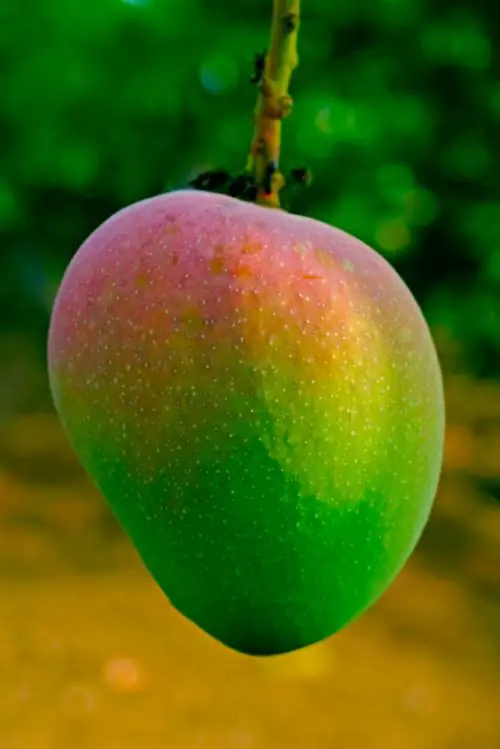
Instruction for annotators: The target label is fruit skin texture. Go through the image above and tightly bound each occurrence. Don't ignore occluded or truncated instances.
[48,189,444,656]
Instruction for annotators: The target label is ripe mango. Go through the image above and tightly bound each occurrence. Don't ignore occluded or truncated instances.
[48,189,444,655]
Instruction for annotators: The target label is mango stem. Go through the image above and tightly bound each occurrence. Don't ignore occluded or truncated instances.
[245,0,301,209]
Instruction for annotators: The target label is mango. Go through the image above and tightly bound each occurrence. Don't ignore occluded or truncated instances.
[48,189,445,655]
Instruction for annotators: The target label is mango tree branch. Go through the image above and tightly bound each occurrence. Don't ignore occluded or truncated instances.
[245,0,301,209]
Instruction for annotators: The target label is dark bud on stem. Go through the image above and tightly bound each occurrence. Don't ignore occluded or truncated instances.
[188,169,259,202]
[283,12,298,33]
[228,173,258,202]
[251,51,267,85]
[188,169,231,192]
[262,162,277,195]
[280,167,312,210]
[289,167,313,187]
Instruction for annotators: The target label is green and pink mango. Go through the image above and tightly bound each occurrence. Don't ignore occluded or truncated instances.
[48,189,444,655]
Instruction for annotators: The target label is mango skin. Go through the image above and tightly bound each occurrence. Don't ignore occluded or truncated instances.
[48,189,444,656]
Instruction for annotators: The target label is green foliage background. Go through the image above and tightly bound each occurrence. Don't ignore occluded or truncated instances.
[1,0,499,375]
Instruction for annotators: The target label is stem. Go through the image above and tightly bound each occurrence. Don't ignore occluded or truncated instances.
[246,0,301,209]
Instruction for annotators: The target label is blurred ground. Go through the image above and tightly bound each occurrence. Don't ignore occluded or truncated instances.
[0,362,499,749]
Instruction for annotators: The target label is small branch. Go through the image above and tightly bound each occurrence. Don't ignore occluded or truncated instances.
[245,0,301,209]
